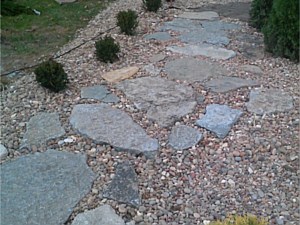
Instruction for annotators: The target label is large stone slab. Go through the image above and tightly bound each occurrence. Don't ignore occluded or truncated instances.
[71,205,125,225]
[167,44,236,60]
[102,66,139,83]
[0,144,8,160]
[168,125,203,150]
[81,85,119,103]
[116,76,197,127]
[179,30,230,46]
[144,32,172,41]
[246,88,294,115]
[0,149,95,225]
[20,112,65,149]
[204,76,260,93]
[196,104,243,138]
[164,57,228,83]
[178,11,219,20]
[70,104,159,157]
[103,161,140,207]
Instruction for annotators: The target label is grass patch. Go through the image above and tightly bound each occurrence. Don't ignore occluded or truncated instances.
[1,0,111,73]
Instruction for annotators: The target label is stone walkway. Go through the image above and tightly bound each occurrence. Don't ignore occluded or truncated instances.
[0,2,297,225]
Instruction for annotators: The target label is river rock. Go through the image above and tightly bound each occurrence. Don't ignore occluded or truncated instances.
[168,125,203,150]
[246,88,294,115]
[204,76,260,93]
[20,112,65,150]
[196,104,243,138]
[164,57,228,83]
[102,66,139,83]
[116,76,196,127]
[103,161,141,207]
[70,104,159,158]
[0,149,95,225]
[71,205,125,225]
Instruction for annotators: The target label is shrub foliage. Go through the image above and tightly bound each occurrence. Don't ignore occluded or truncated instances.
[34,59,68,92]
[143,0,162,12]
[210,214,268,225]
[95,36,120,63]
[263,0,299,61]
[116,10,138,35]
[249,0,273,30]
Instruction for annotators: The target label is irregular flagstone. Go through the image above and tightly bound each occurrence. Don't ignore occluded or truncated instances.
[71,205,125,225]
[179,30,230,46]
[241,65,263,74]
[159,18,202,33]
[20,112,65,149]
[167,44,236,60]
[246,88,294,115]
[70,104,159,157]
[196,104,243,138]
[204,76,260,93]
[0,144,8,160]
[0,149,95,225]
[116,76,197,127]
[178,11,219,20]
[103,161,140,207]
[164,57,228,83]
[81,85,119,103]
[149,53,166,63]
[143,64,161,76]
[144,32,172,41]
[168,125,203,150]
[102,66,139,83]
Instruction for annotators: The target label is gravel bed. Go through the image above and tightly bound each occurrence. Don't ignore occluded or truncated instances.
[0,0,299,224]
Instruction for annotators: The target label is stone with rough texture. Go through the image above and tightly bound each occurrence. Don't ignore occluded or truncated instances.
[102,67,139,83]
[196,104,243,138]
[168,125,203,150]
[116,77,196,127]
[143,64,161,76]
[0,149,95,225]
[178,11,219,20]
[71,205,125,225]
[20,112,65,149]
[241,65,263,74]
[0,144,8,160]
[103,161,140,207]
[144,32,172,41]
[164,57,228,83]
[149,53,166,63]
[70,104,159,157]
[204,76,260,93]
[167,44,236,60]
[179,30,230,46]
[81,85,119,103]
[246,88,294,115]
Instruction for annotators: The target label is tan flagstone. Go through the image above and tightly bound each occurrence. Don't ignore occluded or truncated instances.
[102,66,139,83]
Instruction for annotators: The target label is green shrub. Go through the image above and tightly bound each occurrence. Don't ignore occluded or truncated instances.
[34,59,68,92]
[116,10,138,35]
[263,0,299,61]
[249,0,273,30]
[210,214,268,225]
[143,0,162,12]
[95,36,120,63]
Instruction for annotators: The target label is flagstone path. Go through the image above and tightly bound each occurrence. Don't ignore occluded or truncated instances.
[0,1,298,225]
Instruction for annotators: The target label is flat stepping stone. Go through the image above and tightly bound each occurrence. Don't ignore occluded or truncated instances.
[81,85,119,103]
[167,44,236,60]
[20,112,65,149]
[143,64,161,76]
[179,30,230,46]
[71,205,125,225]
[204,76,260,93]
[70,104,159,158]
[178,11,219,20]
[149,53,166,63]
[164,57,228,83]
[159,18,202,33]
[241,65,263,74]
[102,66,139,83]
[0,144,8,160]
[168,125,203,150]
[144,32,172,41]
[246,88,294,115]
[0,149,95,225]
[116,76,196,127]
[196,104,243,138]
[103,161,140,207]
